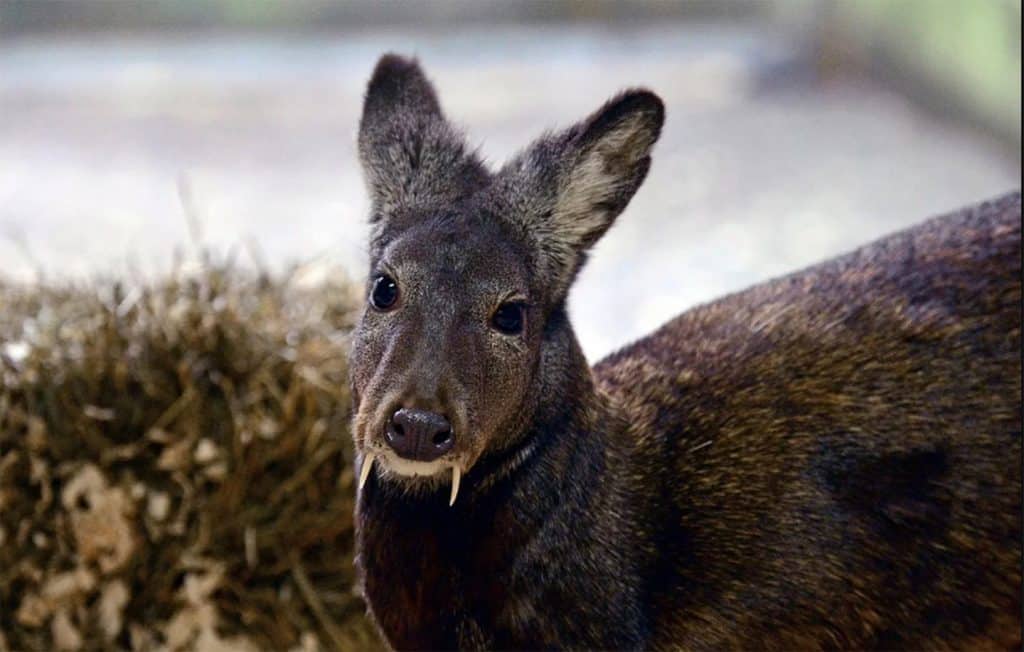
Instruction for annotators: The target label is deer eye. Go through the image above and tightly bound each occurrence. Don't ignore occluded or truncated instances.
[369,274,399,311]
[491,302,525,335]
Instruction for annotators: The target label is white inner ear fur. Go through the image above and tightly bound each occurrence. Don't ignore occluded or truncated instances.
[544,114,654,288]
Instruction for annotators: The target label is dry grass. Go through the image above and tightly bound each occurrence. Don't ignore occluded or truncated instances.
[0,257,383,651]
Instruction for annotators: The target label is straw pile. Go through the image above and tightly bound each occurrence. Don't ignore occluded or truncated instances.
[0,260,383,651]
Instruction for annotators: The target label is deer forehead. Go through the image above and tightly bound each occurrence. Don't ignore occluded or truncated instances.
[379,216,532,299]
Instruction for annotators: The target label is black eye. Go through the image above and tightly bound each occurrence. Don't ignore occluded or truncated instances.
[491,302,525,335]
[370,274,399,311]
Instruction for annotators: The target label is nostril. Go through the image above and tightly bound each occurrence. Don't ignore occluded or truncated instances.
[432,429,452,447]
[386,408,454,461]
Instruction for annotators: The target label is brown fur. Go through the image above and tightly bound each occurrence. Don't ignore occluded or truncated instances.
[349,54,1022,650]
[597,191,1022,650]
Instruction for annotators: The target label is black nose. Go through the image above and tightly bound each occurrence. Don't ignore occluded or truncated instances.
[385,408,454,461]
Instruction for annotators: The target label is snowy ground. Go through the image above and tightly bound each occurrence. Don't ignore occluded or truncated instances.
[0,24,1018,360]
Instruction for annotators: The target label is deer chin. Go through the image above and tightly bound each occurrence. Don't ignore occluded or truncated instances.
[379,454,450,478]
[360,450,464,506]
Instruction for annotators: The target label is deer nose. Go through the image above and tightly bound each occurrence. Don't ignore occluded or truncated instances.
[385,408,454,462]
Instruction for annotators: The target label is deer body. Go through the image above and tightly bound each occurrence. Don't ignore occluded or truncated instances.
[349,54,1022,650]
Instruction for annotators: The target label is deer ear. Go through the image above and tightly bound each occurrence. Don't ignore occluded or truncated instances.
[498,90,664,293]
[358,54,488,218]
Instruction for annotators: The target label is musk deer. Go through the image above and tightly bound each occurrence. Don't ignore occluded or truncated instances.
[348,54,1022,650]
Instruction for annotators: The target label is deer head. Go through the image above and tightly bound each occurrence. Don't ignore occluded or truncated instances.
[349,54,664,504]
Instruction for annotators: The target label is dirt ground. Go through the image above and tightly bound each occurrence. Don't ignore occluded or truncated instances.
[0,23,1018,359]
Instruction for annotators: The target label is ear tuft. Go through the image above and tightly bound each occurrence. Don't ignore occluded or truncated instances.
[557,89,664,249]
[576,90,664,161]
[358,54,489,219]
[363,54,442,121]
[493,88,665,294]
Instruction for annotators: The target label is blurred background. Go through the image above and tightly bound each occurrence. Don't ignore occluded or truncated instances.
[1,0,1020,360]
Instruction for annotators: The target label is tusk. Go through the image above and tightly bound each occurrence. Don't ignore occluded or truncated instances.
[358,453,375,491]
[449,466,461,507]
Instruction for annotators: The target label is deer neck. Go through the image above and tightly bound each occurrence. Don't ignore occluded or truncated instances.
[355,311,636,649]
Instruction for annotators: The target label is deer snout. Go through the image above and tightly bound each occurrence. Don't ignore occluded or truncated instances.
[385,408,454,462]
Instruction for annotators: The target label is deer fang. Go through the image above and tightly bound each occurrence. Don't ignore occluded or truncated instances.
[359,453,375,491]
[449,466,461,507]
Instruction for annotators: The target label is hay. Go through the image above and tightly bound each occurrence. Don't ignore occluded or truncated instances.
[0,259,383,651]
